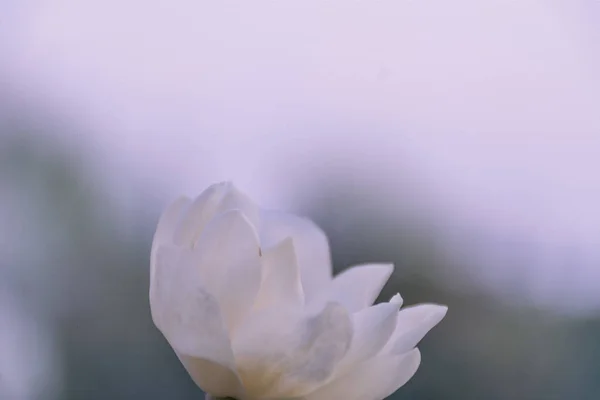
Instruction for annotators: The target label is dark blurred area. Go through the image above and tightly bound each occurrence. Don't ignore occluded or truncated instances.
[1,103,599,400]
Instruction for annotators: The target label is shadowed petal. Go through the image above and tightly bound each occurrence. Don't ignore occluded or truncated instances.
[150,196,190,291]
[150,245,237,372]
[303,348,421,400]
[194,209,262,333]
[178,355,244,399]
[253,237,304,311]
[259,210,332,301]
[334,302,398,376]
[231,303,353,399]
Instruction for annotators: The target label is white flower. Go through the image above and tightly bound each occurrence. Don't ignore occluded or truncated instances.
[150,182,447,400]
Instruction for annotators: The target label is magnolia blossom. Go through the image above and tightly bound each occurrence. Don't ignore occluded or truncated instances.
[150,182,447,400]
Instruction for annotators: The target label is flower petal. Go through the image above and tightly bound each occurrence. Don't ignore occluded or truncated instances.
[172,183,229,247]
[259,210,332,301]
[231,302,353,399]
[389,293,403,308]
[385,304,448,355]
[253,237,304,311]
[217,184,260,229]
[178,355,244,399]
[194,209,262,333]
[150,197,190,287]
[318,264,394,313]
[150,197,191,326]
[303,348,421,400]
[334,302,398,376]
[150,245,236,370]
[173,182,259,248]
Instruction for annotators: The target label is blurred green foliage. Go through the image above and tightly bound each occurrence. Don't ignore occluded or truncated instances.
[1,115,599,400]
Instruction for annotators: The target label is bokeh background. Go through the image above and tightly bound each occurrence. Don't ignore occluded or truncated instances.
[1,1,600,399]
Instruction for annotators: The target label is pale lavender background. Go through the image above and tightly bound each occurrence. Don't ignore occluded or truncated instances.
[1,1,599,398]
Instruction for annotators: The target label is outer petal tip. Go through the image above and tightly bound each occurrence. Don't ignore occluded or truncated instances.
[390,293,403,307]
[326,263,395,313]
[376,262,395,275]
[386,303,448,355]
[367,263,395,286]
[423,303,448,325]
